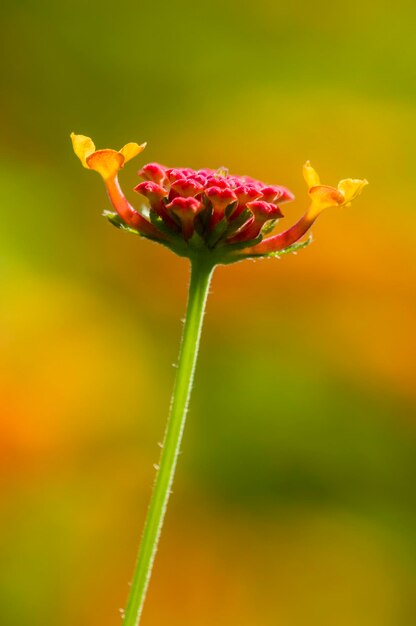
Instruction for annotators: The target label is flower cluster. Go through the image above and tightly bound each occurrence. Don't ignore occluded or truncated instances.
[71,133,367,263]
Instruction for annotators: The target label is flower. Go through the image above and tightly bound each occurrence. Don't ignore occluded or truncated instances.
[303,161,368,216]
[71,134,367,263]
[70,133,162,239]
[245,162,368,257]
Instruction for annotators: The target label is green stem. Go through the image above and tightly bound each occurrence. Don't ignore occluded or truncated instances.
[122,256,215,626]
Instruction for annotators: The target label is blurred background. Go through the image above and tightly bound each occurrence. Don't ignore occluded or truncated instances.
[1,0,416,624]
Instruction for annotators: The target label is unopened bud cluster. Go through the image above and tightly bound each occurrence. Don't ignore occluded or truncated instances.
[135,163,293,252]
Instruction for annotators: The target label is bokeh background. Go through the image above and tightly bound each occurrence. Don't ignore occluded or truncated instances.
[1,1,416,624]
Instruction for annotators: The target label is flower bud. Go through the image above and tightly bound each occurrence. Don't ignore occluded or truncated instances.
[205,186,237,227]
[171,178,204,197]
[205,176,230,190]
[134,181,168,203]
[166,168,193,183]
[167,197,203,240]
[234,184,262,205]
[261,185,294,203]
[138,163,166,185]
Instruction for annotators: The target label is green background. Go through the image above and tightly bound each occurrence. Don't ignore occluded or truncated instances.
[1,1,415,624]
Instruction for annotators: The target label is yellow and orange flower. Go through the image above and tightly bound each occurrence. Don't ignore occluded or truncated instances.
[71,133,146,178]
[71,133,162,239]
[303,161,368,218]
[71,134,367,262]
[246,163,368,257]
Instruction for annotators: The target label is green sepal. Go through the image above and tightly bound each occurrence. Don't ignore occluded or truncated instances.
[217,235,313,265]
[224,201,238,219]
[265,236,313,258]
[103,210,141,236]
[188,230,207,250]
[261,219,278,236]
[195,202,213,234]
[242,235,313,261]
[149,211,181,241]
[223,208,253,237]
[103,211,179,250]
[206,217,229,248]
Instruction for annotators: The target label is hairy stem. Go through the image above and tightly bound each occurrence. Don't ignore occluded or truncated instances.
[122,256,215,626]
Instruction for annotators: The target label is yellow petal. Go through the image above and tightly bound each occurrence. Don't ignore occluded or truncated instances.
[338,178,368,203]
[303,161,320,189]
[71,133,96,168]
[86,149,125,180]
[119,142,147,163]
[308,184,345,217]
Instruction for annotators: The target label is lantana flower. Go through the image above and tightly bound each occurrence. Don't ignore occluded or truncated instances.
[71,133,367,264]
[245,161,368,256]
[71,132,367,626]
[70,133,161,238]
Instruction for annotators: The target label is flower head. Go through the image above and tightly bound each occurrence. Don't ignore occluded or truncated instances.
[71,134,367,263]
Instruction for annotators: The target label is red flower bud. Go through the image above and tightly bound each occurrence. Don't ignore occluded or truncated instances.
[248,200,284,220]
[134,181,178,230]
[190,173,209,185]
[234,184,262,205]
[260,186,281,203]
[205,176,230,190]
[260,185,295,203]
[205,186,237,227]
[165,168,194,183]
[138,162,166,185]
[171,178,204,197]
[165,168,186,183]
[167,197,203,240]
[134,181,168,203]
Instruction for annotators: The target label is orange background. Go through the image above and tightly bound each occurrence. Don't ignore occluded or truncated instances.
[1,1,415,624]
